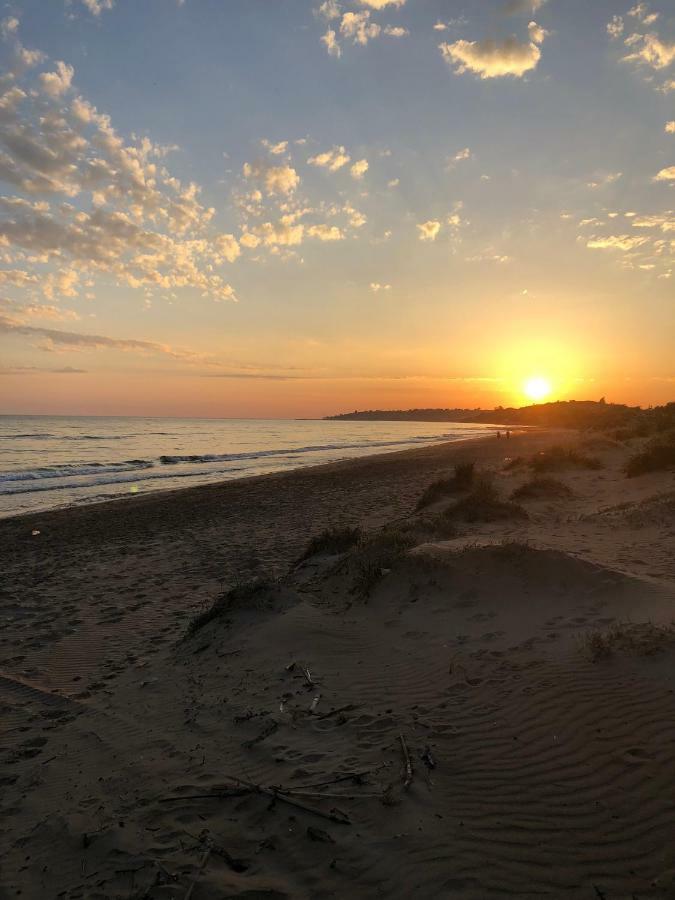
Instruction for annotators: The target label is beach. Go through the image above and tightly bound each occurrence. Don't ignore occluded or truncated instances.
[2,427,675,898]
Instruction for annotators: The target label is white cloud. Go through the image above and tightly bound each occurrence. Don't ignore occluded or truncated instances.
[79,0,115,14]
[447,147,472,169]
[39,61,74,98]
[665,121,675,133]
[528,21,549,44]
[214,233,241,263]
[243,161,300,195]
[317,0,341,20]
[321,28,341,57]
[623,33,675,69]
[440,28,546,79]
[308,146,351,171]
[384,26,409,38]
[262,139,288,155]
[369,282,391,292]
[417,220,441,241]
[1,16,19,37]
[587,172,622,189]
[340,11,381,46]
[350,158,369,179]
[357,0,405,8]
[607,16,624,39]
[627,3,658,23]
[503,0,547,14]
[387,178,400,188]
[307,223,344,240]
[586,234,649,250]
[654,166,675,181]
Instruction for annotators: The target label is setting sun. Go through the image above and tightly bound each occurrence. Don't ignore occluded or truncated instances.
[524,376,552,403]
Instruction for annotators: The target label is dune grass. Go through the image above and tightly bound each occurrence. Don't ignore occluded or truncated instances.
[581,621,675,662]
[625,436,675,477]
[529,445,603,473]
[442,478,528,523]
[187,577,279,636]
[511,477,573,501]
[300,525,361,561]
[416,462,475,510]
[350,527,414,599]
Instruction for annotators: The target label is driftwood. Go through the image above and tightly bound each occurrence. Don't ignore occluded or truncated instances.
[300,665,315,688]
[399,733,414,789]
[309,694,322,713]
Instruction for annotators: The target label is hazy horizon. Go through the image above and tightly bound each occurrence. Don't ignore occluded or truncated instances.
[0,0,673,417]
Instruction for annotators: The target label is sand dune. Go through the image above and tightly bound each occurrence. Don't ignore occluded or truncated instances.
[1,429,675,898]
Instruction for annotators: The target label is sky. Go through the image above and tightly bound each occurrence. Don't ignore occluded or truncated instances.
[0,0,673,418]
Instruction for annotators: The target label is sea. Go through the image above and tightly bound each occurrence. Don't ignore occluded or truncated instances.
[0,415,499,518]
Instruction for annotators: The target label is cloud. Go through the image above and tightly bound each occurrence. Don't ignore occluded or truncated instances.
[79,0,115,14]
[0,313,208,361]
[387,178,399,188]
[308,146,351,171]
[666,121,675,133]
[261,139,288,155]
[321,28,341,57]
[252,215,305,247]
[627,3,659,23]
[317,0,341,19]
[307,223,344,240]
[587,171,622,189]
[1,16,19,37]
[384,26,409,38]
[654,166,675,181]
[503,0,547,14]
[357,0,405,7]
[607,16,624,39]
[417,220,441,241]
[586,234,649,250]
[0,364,87,374]
[623,33,675,70]
[39,61,74,98]
[528,21,549,44]
[214,233,241,263]
[631,214,675,230]
[369,282,391,292]
[350,158,369,179]
[447,147,472,169]
[439,27,546,79]
[243,160,300,195]
[340,11,381,46]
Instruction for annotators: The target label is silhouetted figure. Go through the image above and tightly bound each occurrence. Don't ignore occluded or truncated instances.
[506,429,511,439]
[497,431,502,439]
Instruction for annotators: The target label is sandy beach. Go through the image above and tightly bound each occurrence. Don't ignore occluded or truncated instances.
[2,428,675,899]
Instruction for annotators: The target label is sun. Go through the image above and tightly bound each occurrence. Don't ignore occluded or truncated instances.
[523,376,552,403]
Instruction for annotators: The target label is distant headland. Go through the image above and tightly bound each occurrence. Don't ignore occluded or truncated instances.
[325,399,675,431]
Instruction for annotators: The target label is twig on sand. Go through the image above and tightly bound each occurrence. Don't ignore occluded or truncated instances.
[183,846,211,900]
[318,703,358,720]
[242,719,278,749]
[300,665,315,688]
[161,776,351,825]
[399,733,414,789]
[289,768,378,791]
[223,773,351,824]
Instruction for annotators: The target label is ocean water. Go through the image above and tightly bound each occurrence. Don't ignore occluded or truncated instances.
[0,415,498,518]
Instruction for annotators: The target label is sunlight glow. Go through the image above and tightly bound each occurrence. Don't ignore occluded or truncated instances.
[523,376,552,402]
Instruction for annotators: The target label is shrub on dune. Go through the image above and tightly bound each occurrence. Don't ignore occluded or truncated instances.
[443,478,528,523]
[187,577,279,635]
[625,437,675,477]
[511,477,573,501]
[350,527,414,599]
[529,445,603,473]
[300,525,361,561]
[416,461,475,510]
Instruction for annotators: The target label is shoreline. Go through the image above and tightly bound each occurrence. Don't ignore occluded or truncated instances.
[0,427,546,531]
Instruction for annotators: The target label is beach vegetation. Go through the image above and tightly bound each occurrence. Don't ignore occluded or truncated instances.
[187,577,279,636]
[581,621,675,662]
[442,477,528,523]
[300,525,361,561]
[625,435,675,477]
[416,461,475,510]
[511,477,573,501]
[529,445,603,473]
